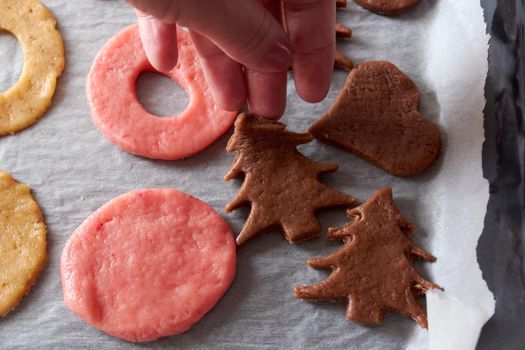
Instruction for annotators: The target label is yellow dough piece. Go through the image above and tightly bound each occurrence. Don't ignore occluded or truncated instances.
[0,170,46,317]
[0,0,65,135]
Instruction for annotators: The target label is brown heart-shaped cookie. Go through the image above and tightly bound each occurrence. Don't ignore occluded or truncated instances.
[309,61,441,177]
[354,0,422,15]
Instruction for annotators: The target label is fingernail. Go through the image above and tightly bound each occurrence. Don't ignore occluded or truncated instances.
[261,38,293,72]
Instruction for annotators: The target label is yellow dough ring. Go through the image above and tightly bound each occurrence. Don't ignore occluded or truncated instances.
[0,170,47,317]
[0,0,64,135]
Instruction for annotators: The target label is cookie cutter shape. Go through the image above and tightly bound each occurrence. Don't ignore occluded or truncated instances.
[0,170,47,317]
[0,0,65,135]
[295,187,439,328]
[87,25,238,160]
[225,114,357,245]
[61,188,236,342]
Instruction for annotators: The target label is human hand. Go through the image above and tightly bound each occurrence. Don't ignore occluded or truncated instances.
[126,0,336,119]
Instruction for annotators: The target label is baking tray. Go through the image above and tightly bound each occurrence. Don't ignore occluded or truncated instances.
[477,0,525,349]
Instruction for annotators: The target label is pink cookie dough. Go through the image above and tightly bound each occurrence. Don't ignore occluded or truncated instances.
[61,189,236,342]
[87,25,238,160]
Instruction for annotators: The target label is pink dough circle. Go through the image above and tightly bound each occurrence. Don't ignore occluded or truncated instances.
[60,189,237,342]
[87,25,237,160]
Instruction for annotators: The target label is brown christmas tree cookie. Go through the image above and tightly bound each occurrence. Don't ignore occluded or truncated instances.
[334,0,353,71]
[309,61,441,177]
[295,187,440,328]
[354,0,421,15]
[336,23,352,39]
[335,23,353,71]
[225,114,357,246]
[335,50,354,71]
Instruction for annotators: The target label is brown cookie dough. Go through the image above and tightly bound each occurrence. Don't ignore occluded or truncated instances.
[335,49,354,71]
[295,187,440,328]
[336,0,348,7]
[225,114,357,245]
[354,0,421,15]
[309,61,441,177]
[336,23,352,39]
[335,23,353,71]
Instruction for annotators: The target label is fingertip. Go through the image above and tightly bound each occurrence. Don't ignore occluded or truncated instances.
[293,50,334,103]
[148,53,178,74]
[295,81,330,103]
[137,15,179,73]
[246,71,287,120]
[248,104,285,120]
[152,56,179,74]
[248,92,286,119]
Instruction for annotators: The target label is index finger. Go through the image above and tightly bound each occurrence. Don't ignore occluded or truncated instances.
[283,0,336,103]
[136,10,179,72]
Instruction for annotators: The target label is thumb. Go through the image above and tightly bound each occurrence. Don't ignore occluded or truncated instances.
[127,0,293,72]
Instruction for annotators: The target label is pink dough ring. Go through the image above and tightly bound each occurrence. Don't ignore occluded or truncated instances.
[61,188,237,342]
[87,25,237,160]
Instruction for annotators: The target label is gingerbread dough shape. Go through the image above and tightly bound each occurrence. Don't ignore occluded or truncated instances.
[87,25,238,160]
[295,187,440,328]
[0,170,47,317]
[310,61,441,177]
[0,0,65,135]
[335,0,353,72]
[225,114,356,245]
[354,0,421,15]
[61,189,236,342]
[335,23,353,71]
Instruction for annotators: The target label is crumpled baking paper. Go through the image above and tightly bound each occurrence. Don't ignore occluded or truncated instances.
[0,0,494,349]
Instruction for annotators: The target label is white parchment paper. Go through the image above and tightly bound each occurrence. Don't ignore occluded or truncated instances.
[0,0,494,349]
